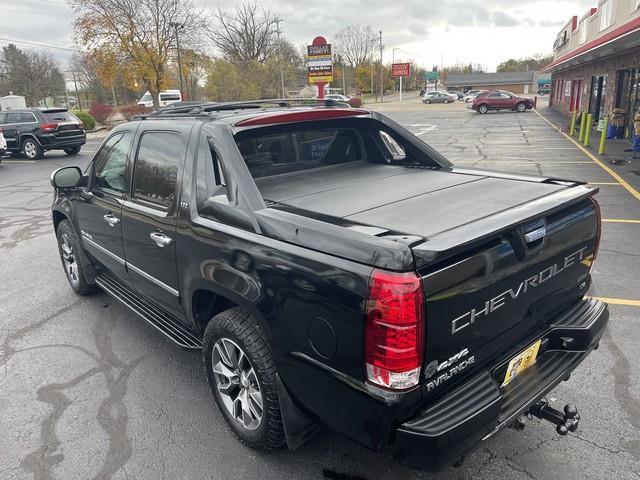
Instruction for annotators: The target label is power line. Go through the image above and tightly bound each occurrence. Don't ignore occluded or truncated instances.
[0,37,77,52]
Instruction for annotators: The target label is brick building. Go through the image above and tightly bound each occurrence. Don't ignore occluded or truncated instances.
[444,72,538,95]
[545,0,640,137]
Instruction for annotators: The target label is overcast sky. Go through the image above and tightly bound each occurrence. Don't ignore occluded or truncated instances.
[0,0,595,74]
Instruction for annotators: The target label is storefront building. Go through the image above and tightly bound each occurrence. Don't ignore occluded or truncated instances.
[545,0,640,138]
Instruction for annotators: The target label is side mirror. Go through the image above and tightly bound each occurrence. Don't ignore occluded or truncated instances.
[51,166,82,189]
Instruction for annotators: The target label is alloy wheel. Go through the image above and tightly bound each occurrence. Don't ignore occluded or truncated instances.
[23,141,37,159]
[60,233,80,287]
[211,338,263,431]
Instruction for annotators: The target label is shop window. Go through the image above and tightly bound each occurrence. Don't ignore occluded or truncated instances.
[599,0,615,31]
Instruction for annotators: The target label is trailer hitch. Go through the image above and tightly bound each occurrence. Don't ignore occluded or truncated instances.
[529,399,580,435]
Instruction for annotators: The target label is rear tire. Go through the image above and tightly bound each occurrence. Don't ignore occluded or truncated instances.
[478,104,488,114]
[203,308,285,450]
[22,138,43,160]
[56,220,97,295]
[64,146,81,155]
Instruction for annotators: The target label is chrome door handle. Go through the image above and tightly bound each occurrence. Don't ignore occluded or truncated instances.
[149,232,173,248]
[103,213,120,227]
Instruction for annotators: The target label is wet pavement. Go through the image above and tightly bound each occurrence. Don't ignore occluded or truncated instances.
[1,100,639,480]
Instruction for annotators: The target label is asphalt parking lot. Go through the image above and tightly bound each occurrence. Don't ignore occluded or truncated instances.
[1,98,639,480]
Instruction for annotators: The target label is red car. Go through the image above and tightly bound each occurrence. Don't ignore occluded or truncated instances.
[472,91,534,114]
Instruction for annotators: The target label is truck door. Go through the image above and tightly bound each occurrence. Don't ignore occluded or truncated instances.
[121,129,185,318]
[76,131,135,279]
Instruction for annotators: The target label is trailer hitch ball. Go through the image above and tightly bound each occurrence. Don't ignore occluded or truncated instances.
[529,399,580,436]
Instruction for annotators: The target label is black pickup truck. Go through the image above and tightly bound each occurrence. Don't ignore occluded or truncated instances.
[50,100,609,471]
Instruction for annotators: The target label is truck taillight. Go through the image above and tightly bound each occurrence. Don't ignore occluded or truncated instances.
[591,197,602,263]
[365,269,424,390]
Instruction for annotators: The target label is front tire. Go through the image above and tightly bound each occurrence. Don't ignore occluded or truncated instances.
[425,99,431,104]
[203,308,285,450]
[478,104,488,114]
[64,146,81,155]
[516,102,527,112]
[56,220,97,295]
[444,99,449,104]
[22,138,43,160]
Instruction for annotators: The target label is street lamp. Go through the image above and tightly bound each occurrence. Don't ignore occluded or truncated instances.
[170,22,185,100]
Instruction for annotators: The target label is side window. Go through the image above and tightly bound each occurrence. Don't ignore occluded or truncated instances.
[93,132,133,193]
[6,113,21,124]
[379,131,406,161]
[19,113,36,123]
[196,133,226,208]
[488,93,500,98]
[132,132,182,208]
[0,113,6,125]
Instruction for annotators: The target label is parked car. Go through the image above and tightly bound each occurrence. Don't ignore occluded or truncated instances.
[137,89,183,108]
[423,92,453,104]
[0,108,86,160]
[0,128,6,158]
[50,100,607,472]
[447,90,464,100]
[463,90,487,104]
[472,91,534,114]
[537,86,551,95]
[322,94,352,103]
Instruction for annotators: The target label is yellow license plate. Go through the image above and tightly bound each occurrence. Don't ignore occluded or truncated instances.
[502,339,541,387]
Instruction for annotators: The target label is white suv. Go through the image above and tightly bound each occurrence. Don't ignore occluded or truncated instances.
[0,128,6,157]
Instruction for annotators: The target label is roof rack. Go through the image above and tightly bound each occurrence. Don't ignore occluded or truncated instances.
[136,98,350,120]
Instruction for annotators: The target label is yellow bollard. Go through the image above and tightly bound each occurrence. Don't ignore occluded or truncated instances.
[569,110,578,136]
[578,112,587,142]
[598,116,608,155]
[584,113,593,146]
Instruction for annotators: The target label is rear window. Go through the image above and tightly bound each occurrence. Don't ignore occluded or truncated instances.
[236,127,362,179]
[160,94,181,101]
[42,111,79,123]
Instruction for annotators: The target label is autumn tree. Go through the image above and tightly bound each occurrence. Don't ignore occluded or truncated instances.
[71,0,204,108]
[207,1,282,65]
[334,25,377,67]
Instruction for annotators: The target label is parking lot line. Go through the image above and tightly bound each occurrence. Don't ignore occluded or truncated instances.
[587,296,640,307]
[589,182,621,185]
[601,218,640,224]
[3,160,35,164]
[534,109,640,202]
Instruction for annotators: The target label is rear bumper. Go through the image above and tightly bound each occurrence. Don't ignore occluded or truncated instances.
[393,298,608,471]
[39,133,86,149]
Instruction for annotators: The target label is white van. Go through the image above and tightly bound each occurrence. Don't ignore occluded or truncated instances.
[137,89,182,108]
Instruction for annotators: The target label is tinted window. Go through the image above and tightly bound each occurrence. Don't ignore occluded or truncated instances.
[196,133,226,208]
[0,113,6,124]
[94,132,133,193]
[42,111,78,123]
[19,113,36,123]
[236,127,361,179]
[6,113,21,124]
[160,94,181,101]
[132,132,182,207]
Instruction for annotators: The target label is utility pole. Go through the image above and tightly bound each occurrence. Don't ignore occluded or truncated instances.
[72,71,82,111]
[392,47,399,93]
[171,22,185,100]
[276,19,285,98]
[379,30,383,103]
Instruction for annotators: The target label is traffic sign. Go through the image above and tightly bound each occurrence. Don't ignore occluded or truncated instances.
[424,71,439,81]
[391,63,411,77]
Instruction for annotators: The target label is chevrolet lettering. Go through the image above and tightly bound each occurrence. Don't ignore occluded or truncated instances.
[451,246,589,335]
[50,99,609,472]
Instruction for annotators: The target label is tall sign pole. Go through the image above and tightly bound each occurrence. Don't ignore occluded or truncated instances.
[379,31,383,103]
[392,63,411,103]
[307,36,333,99]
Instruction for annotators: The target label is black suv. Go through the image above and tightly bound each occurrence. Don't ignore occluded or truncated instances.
[50,100,607,471]
[0,108,86,159]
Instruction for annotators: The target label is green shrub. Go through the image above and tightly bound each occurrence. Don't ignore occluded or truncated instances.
[73,111,96,130]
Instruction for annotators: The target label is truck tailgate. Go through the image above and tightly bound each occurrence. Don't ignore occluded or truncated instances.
[416,195,599,398]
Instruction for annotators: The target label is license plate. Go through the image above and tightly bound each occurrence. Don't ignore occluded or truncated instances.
[502,339,541,387]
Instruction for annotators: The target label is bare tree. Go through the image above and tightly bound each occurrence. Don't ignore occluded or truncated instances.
[207,1,282,65]
[334,25,377,67]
